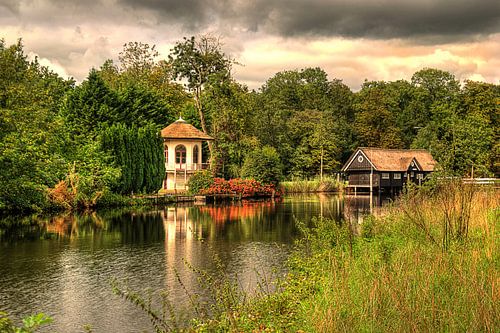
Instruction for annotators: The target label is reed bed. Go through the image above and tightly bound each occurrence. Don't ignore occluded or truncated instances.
[280,176,343,193]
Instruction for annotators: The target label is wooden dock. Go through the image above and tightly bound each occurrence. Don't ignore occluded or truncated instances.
[132,193,242,205]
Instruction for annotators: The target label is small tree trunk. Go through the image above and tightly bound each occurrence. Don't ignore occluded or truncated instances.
[194,87,214,169]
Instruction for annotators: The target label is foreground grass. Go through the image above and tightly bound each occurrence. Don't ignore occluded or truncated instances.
[193,182,499,332]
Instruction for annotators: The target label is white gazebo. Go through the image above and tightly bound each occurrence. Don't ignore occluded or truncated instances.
[160,117,214,191]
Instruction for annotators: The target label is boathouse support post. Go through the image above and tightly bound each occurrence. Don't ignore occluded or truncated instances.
[370,166,373,195]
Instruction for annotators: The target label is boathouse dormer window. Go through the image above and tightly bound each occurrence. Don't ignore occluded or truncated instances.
[175,145,186,164]
[193,145,199,164]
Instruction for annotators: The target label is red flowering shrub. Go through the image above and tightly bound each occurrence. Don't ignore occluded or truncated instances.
[199,178,282,198]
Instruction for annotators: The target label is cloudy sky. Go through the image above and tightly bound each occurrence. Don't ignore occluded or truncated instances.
[1,0,499,90]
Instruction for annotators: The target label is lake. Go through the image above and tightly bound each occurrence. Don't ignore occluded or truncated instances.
[0,194,379,332]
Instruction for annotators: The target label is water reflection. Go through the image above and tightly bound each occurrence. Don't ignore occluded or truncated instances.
[0,194,382,332]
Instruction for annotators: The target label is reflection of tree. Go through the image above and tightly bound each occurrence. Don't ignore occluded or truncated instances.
[39,210,166,244]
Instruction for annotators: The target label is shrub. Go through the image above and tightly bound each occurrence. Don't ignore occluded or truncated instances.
[187,170,214,195]
[199,178,280,198]
[241,146,283,186]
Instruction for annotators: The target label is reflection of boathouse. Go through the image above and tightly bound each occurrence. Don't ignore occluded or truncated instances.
[160,118,214,191]
[342,147,436,193]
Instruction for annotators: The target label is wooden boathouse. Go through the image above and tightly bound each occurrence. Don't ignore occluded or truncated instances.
[341,147,436,194]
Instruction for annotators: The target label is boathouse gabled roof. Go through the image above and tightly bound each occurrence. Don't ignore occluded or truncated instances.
[160,117,214,141]
[341,147,436,172]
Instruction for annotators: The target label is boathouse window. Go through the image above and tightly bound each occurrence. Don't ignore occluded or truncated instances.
[417,174,424,180]
[175,145,186,164]
[193,145,199,164]
[382,173,390,179]
[393,173,401,180]
[164,145,168,162]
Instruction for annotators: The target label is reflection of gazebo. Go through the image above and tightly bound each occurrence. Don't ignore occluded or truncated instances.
[160,117,214,191]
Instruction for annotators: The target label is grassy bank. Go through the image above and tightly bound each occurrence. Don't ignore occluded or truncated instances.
[280,176,344,193]
[192,181,499,332]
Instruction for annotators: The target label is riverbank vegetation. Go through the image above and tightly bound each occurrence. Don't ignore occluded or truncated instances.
[1,37,499,214]
[185,181,498,331]
[281,176,344,193]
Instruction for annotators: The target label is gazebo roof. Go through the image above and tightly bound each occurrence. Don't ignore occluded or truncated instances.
[160,117,214,141]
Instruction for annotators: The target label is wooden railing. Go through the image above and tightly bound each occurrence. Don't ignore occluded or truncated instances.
[165,163,210,171]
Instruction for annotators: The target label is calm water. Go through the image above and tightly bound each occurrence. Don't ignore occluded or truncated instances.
[0,194,378,332]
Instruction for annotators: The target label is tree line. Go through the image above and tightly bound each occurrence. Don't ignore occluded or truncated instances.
[0,37,498,213]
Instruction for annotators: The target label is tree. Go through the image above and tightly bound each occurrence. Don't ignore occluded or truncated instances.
[354,81,405,148]
[288,110,341,178]
[459,81,499,174]
[98,43,188,123]
[203,78,255,178]
[241,146,283,185]
[116,83,176,127]
[169,35,233,146]
[252,68,337,175]
[326,79,356,162]
[0,39,73,212]
[100,124,165,194]
[118,42,159,81]
[60,69,120,138]
[413,81,499,176]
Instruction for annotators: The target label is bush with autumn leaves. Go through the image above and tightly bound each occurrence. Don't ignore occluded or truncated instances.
[188,171,281,198]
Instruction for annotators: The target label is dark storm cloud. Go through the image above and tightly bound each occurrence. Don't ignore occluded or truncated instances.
[115,0,500,42]
[6,0,499,41]
[117,0,232,31]
[259,0,500,41]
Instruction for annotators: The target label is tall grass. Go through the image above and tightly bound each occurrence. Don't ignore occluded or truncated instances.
[281,176,343,193]
[297,182,499,332]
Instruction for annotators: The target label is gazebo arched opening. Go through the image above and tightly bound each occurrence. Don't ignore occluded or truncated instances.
[193,145,199,165]
[175,145,186,166]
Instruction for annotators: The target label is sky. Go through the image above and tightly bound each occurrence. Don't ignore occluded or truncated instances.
[1,0,499,90]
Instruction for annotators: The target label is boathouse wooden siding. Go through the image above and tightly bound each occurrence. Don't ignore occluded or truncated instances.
[341,147,436,193]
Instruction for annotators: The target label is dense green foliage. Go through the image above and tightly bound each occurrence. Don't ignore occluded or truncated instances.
[1,36,499,213]
[0,39,170,213]
[0,39,73,212]
[100,124,165,194]
[187,170,214,195]
[241,146,283,186]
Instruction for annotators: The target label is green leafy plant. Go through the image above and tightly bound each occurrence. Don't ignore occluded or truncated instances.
[187,170,214,195]
[0,312,53,333]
